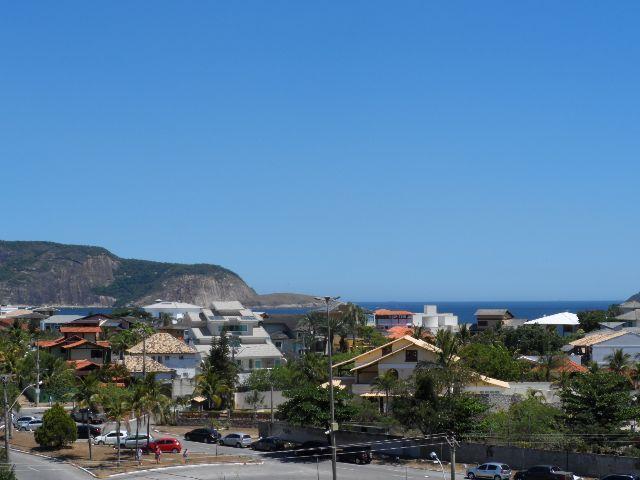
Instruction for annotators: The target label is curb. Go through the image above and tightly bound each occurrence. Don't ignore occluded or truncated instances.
[10,447,98,478]
[106,460,264,478]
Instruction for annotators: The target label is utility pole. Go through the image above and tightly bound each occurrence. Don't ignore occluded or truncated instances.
[316,295,340,480]
[270,380,274,423]
[1,375,11,464]
[35,336,40,408]
[446,434,460,480]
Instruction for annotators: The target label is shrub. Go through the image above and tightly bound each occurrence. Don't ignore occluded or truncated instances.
[34,403,77,449]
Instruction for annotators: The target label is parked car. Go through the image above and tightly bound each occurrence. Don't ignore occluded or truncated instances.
[119,434,153,449]
[93,430,128,445]
[601,476,640,480]
[184,428,220,444]
[250,436,295,452]
[14,416,38,429]
[295,441,332,457]
[337,446,372,464]
[514,465,573,480]
[145,437,182,453]
[467,463,512,480]
[19,419,43,431]
[71,408,105,424]
[76,424,102,439]
[219,432,252,448]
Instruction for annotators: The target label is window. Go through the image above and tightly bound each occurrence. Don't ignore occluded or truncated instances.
[405,350,418,362]
[226,325,248,332]
[478,320,488,327]
[164,356,169,361]
[382,346,392,356]
[487,465,497,471]
[255,360,262,369]
[478,465,487,471]
[90,349,102,359]
[179,355,184,360]
[275,341,282,349]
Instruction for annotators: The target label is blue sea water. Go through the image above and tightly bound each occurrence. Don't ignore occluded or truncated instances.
[59,300,619,325]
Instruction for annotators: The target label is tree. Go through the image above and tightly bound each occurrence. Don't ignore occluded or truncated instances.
[539,353,561,382]
[391,369,487,436]
[100,387,132,464]
[245,390,265,419]
[195,368,231,410]
[503,325,565,355]
[577,310,608,333]
[434,329,459,368]
[560,370,635,434]
[276,384,357,427]
[298,312,326,352]
[371,370,398,413]
[108,322,154,358]
[204,329,238,388]
[74,375,99,459]
[456,324,472,346]
[605,349,631,375]
[459,343,527,381]
[34,403,77,449]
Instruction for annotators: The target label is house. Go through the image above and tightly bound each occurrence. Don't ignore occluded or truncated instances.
[260,314,306,356]
[143,300,203,320]
[474,309,515,331]
[372,309,414,330]
[37,336,111,369]
[618,301,640,314]
[185,301,285,381]
[127,332,199,379]
[524,312,580,336]
[40,314,82,332]
[615,309,640,328]
[598,322,626,331]
[567,329,640,365]
[332,335,510,411]
[412,305,459,334]
[123,355,174,381]
[66,359,102,377]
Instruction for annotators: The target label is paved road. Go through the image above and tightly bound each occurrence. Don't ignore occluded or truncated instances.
[11,450,91,480]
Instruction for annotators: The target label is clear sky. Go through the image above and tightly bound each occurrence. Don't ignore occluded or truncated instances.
[1,2,638,301]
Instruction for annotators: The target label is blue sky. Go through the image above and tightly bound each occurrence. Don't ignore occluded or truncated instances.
[1,2,639,301]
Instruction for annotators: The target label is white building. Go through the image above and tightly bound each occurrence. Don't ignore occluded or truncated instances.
[185,301,284,382]
[127,332,200,379]
[590,330,640,365]
[524,311,579,336]
[412,305,459,333]
[142,300,203,320]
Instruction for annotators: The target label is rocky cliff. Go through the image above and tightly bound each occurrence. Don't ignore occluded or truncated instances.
[0,240,316,308]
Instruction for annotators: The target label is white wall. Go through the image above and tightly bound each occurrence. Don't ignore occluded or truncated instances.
[234,390,285,410]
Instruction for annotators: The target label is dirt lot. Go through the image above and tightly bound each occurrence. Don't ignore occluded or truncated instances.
[6,431,257,478]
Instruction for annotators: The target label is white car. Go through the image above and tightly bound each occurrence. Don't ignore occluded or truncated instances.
[93,430,128,445]
[20,419,43,432]
[15,416,38,429]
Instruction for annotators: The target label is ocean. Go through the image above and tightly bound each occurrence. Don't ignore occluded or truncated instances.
[57,300,619,324]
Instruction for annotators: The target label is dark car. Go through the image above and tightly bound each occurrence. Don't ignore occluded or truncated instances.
[71,408,105,424]
[251,436,295,452]
[184,428,220,444]
[514,465,573,480]
[76,424,102,439]
[295,441,332,457]
[337,446,372,465]
[601,476,640,480]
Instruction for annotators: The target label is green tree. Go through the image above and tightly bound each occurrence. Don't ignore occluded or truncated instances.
[276,384,357,427]
[245,390,265,419]
[577,310,607,333]
[34,403,77,449]
[195,368,231,410]
[605,349,631,375]
[100,387,131,464]
[460,343,527,381]
[503,325,565,355]
[204,329,238,388]
[371,370,399,413]
[560,370,635,434]
[74,375,99,459]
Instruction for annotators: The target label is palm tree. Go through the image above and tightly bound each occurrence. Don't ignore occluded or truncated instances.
[75,375,99,460]
[540,353,560,382]
[140,373,169,444]
[100,387,132,465]
[298,312,325,352]
[343,303,367,349]
[372,370,398,413]
[195,367,231,410]
[456,324,472,346]
[434,330,459,368]
[128,381,147,454]
[606,349,631,375]
[631,360,640,389]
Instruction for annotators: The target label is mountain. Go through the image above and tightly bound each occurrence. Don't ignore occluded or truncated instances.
[0,240,318,308]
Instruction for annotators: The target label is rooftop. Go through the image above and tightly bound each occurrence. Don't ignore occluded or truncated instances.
[374,309,413,316]
[143,301,203,310]
[475,309,512,317]
[60,326,102,334]
[524,312,579,326]
[124,355,174,373]
[127,332,197,355]
[569,330,627,347]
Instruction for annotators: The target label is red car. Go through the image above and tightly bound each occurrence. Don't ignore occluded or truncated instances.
[145,437,182,453]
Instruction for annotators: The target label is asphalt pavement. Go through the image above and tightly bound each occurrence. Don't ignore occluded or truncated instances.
[11,450,91,480]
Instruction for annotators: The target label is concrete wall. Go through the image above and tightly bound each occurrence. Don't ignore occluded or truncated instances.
[234,390,285,410]
[440,442,640,478]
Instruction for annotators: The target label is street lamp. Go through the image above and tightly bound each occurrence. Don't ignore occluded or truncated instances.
[430,451,446,480]
[314,295,340,480]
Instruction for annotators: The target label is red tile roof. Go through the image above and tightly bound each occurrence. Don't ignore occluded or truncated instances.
[374,309,414,316]
[60,326,101,334]
[67,360,100,371]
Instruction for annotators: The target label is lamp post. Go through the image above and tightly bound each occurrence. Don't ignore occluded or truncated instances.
[1,375,10,463]
[315,295,340,480]
[430,451,447,480]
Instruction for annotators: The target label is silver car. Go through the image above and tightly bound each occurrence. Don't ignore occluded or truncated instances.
[219,432,252,448]
[20,419,43,432]
[119,434,154,449]
[15,416,37,429]
[467,462,512,480]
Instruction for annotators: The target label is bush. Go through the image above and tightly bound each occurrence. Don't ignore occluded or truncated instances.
[34,403,77,449]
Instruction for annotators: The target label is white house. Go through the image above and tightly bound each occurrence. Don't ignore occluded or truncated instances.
[524,312,579,336]
[127,332,200,379]
[590,330,640,365]
[142,300,203,320]
[412,305,459,333]
[185,301,284,382]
